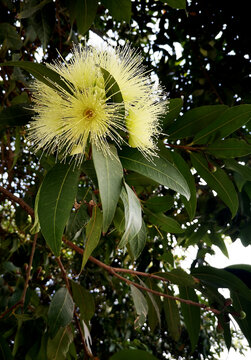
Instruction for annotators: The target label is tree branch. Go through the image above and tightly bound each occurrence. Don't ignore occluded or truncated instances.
[0,185,34,218]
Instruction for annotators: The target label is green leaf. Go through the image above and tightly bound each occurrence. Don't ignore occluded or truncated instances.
[119,148,190,200]
[71,281,95,323]
[17,0,51,19]
[76,0,98,35]
[160,0,186,9]
[168,105,228,140]
[38,163,80,256]
[206,139,251,158]
[138,279,161,326]
[47,326,73,360]
[156,268,196,287]
[229,293,251,347]
[191,266,251,301]
[81,205,102,270]
[119,182,142,247]
[163,289,181,341]
[130,285,148,328]
[30,1,54,49]
[190,153,238,217]
[128,220,147,260]
[162,98,183,129]
[0,23,22,50]
[146,210,184,234]
[101,67,125,116]
[0,104,32,130]
[92,144,123,233]
[47,288,74,338]
[145,195,174,213]
[171,150,197,220]
[224,159,251,181]
[109,349,159,360]
[209,233,228,258]
[30,184,41,235]
[0,61,73,95]
[101,0,132,23]
[193,105,251,144]
[0,334,13,360]
[179,286,200,351]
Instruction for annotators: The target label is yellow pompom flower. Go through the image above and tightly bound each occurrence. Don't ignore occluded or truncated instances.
[29,44,166,164]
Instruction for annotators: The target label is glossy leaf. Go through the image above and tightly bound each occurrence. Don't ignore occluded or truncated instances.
[224,159,251,181]
[162,98,183,129]
[76,0,98,35]
[190,153,238,217]
[191,266,251,301]
[38,163,80,256]
[164,289,181,341]
[193,105,251,144]
[168,105,228,140]
[146,210,184,234]
[109,349,159,360]
[160,0,186,9]
[145,195,174,213]
[171,150,197,220]
[179,286,200,351]
[0,61,73,95]
[102,0,132,23]
[101,67,125,116]
[128,220,147,260]
[47,326,73,360]
[81,205,102,270]
[119,182,142,247]
[71,281,95,323]
[92,144,123,233]
[156,268,196,287]
[119,148,190,200]
[0,23,22,50]
[130,285,148,328]
[47,288,74,338]
[206,139,251,158]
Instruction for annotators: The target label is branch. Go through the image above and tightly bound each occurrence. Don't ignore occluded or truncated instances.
[0,185,34,218]
[63,238,221,315]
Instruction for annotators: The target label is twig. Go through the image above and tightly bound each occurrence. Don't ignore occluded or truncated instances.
[56,256,71,293]
[63,238,221,315]
[0,185,34,218]
[20,233,38,306]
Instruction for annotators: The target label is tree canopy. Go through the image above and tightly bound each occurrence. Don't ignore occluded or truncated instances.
[0,1,251,359]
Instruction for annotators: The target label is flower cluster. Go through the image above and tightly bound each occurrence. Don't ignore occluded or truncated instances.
[29,44,166,164]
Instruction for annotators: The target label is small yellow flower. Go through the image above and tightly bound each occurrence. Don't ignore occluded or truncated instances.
[29,44,166,164]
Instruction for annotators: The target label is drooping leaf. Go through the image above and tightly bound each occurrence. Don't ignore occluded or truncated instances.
[0,104,32,130]
[109,349,159,360]
[146,209,184,234]
[17,0,51,19]
[47,326,73,360]
[156,268,196,287]
[92,143,123,233]
[119,182,142,247]
[30,1,54,49]
[190,153,238,217]
[130,285,148,328]
[163,289,181,341]
[76,0,98,35]
[101,67,125,116]
[0,334,13,360]
[0,23,23,50]
[138,278,161,326]
[209,233,228,258]
[193,105,251,144]
[224,159,251,181]
[81,205,102,270]
[0,61,73,95]
[179,286,200,351]
[101,0,132,23]
[145,195,174,213]
[206,138,251,158]
[168,105,228,140]
[162,98,183,129]
[119,148,190,200]
[191,266,251,301]
[71,281,95,323]
[128,220,147,260]
[47,288,74,338]
[170,150,197,220]
[38,163,80,256]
